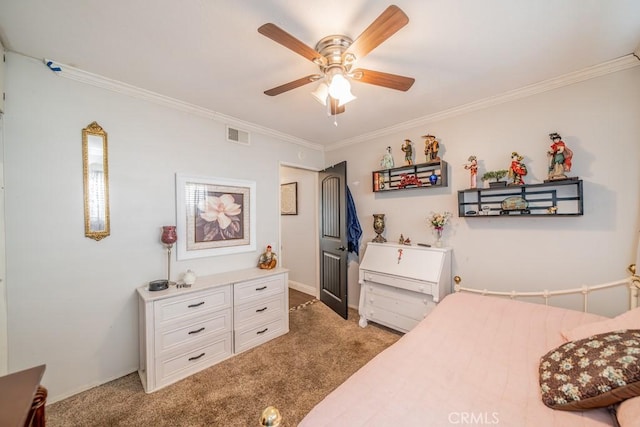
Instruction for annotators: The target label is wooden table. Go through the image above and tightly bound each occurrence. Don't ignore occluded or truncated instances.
[0,365,47,427]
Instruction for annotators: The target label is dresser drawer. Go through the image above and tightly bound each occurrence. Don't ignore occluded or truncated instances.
[234,295,284,328]
[366,283,435,321]
[156,332,232,388]
[155,308,232,355]
[234,274,285,305]
[235,316,286,353]
[154,286,231,325]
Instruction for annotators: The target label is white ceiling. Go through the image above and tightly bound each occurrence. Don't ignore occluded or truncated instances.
[1,0,639,148]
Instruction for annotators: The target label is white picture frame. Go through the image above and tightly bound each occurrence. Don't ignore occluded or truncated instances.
[176,174,256,260]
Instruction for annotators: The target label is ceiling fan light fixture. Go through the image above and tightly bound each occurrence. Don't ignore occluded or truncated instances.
[311,83,329,106]
[328,73,352,100]
[337,91,356,107]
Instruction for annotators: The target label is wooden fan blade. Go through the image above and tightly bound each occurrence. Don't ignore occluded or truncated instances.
[329,97,346,115]
[264,75,320,96]
[351,68,415,91]
[258,23,324,64]
[345,5,409,61]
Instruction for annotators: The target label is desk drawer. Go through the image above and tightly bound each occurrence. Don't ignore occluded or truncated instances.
[154,286,231,325]
[235,295,284,328]
[155,308,232,355]
[235,316,286,353]
[366,283,435,321]
[234,275,285,305]
[366,305,421,333]
[363,272,436,297]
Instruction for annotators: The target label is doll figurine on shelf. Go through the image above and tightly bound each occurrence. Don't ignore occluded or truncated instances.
[464,155,478,189]
[258,245,277,269]
[401,139,413,165]
[547,132,573,181]
[508,152,527,185]
[423,134,440,162]
[380,146,394,169]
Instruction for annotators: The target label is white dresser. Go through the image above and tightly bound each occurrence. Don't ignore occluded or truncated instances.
[137,267,288,393]
[358,243,452,333]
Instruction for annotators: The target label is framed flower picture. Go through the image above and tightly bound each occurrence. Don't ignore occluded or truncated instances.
[176,174,256,259]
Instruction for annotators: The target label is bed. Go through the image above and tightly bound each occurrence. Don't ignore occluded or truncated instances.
[298,276,640,427]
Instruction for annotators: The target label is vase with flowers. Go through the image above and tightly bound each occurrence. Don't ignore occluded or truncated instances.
[428,211,452,247]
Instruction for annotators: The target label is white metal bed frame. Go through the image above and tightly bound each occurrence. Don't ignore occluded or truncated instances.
[261,267,640,426]
[453,265,640,312]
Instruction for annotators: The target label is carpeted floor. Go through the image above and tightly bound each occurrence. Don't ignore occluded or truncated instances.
[46,301,401,426]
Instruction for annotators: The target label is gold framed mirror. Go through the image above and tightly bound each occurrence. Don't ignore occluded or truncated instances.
[82,121,110,241]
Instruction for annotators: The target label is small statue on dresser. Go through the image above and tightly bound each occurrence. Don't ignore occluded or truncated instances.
[508,152,527,185]
[547,132,573,181]
[401,139,413,165]
[423,134,440,162]
[258,245,277,269]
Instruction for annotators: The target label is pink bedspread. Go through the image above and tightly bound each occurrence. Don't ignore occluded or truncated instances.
[300,292,615,426]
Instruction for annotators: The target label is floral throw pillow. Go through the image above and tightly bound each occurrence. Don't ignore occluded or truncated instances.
[539,329,640,411]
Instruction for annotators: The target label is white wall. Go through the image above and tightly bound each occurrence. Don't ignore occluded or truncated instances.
[327,66,640,313]
[0,114,7,376]
[280,166,317,295]
[2,53,324,401]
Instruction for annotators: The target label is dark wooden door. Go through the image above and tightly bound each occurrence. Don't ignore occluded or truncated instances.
[319,161,348,319]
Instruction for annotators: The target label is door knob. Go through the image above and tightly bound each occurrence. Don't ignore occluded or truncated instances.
[336,246,346,251]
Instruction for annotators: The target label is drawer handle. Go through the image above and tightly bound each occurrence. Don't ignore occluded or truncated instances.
[256,307,268,313]
[256,328,269,335]
[188,301,205,308]
[188,352,205,361]
[255,286,267,291]
[188,327,205,335]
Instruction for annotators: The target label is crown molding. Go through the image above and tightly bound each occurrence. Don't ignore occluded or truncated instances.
[325,54,640,152]
[40,54,639,154]
[42,58,324,152]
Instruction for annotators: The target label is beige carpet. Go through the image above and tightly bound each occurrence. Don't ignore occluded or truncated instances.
[46,302,400,427]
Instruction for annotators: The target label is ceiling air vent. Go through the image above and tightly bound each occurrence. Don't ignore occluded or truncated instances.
[226,126,250,146]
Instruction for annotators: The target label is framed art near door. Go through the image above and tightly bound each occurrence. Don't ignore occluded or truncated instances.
[176,174,256,259]
[280,182,298,215]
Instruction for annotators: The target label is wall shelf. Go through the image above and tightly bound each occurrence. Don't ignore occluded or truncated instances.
[457,179,583,217]
[373,161,448,192]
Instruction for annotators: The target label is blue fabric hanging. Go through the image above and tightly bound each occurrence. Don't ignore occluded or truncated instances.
[346,186,363,255]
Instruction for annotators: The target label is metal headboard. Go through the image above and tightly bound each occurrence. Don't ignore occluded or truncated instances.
[453,264,640,312]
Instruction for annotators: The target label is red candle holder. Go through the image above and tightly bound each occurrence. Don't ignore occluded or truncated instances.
[161,226,177,285]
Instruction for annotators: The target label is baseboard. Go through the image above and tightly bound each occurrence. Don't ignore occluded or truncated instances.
[288,280,317,298]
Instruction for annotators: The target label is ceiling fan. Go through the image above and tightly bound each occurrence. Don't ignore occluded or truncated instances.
[258,5,415,116]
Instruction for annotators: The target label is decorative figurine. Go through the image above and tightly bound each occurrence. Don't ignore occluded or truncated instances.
[372,214,386,243]
[380,146,394,169]
[398,173,422,188]
[464,155,478,189]
[428,171,438,185]
[508,152,527,185]
[423,134,440,162]
[547,132,573,181]
[399,234,405,245]
[183,269,196,286]
[401,139,413,165]
[258,245,277,269]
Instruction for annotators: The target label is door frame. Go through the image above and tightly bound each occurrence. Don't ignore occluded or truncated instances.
[278,162,320,299]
